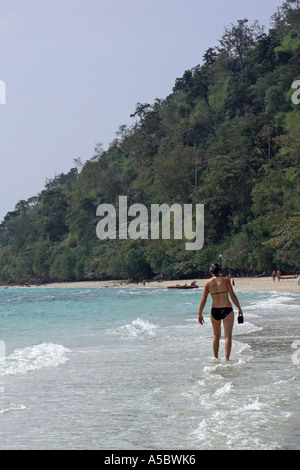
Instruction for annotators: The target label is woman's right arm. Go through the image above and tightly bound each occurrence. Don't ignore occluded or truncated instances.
[198,284,209,325]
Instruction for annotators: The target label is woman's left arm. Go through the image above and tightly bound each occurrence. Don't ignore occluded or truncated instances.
[198,284,209,325]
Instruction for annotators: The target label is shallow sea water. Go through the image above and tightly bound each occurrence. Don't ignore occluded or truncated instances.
[0,286,299,450]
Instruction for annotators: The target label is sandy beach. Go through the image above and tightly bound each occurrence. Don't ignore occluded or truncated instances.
[14,276,299,293]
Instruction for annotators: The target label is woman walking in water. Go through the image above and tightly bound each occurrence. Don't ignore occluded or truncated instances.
[198,263,243,361]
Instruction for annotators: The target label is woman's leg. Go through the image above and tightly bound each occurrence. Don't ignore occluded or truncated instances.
[223,312,234,361]
[211,315,221,359]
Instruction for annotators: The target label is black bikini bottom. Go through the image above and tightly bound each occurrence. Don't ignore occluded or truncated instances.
[211,307,233,321]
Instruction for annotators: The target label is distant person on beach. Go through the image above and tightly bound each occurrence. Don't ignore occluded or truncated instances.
[198,263,243,361]
[272,270,276,282]
[277,269,281,282]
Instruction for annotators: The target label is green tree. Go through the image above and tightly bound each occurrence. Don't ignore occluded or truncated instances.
[218,19,264,71]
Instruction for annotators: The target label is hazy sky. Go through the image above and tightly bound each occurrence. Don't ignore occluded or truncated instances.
[0,0,283,222]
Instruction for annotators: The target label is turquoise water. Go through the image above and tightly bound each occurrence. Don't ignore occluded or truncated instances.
[0,286,299,449]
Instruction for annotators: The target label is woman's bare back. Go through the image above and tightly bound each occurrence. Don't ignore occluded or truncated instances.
[206,277,232,308]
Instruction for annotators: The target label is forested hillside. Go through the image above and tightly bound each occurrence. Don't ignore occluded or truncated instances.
[1,0,299,284]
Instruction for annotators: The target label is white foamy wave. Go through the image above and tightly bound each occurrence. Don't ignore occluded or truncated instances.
[6,296,26,302]
[111,318,158,338]
[245,313,261,318]
[189,396,283,450]
[246,294,298,311]
[234,321,263,335]
[0,402,26,414]
[214,382,232,396]
[240,397,267,411]
[0,342,71,377]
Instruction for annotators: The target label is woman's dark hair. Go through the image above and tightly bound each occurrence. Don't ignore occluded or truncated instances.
[210,263,221,275]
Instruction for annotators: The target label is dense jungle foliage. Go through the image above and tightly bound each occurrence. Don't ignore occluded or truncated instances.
[1,0,300,284]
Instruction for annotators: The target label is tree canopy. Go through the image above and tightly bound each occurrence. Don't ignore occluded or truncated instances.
[1,0,299,284]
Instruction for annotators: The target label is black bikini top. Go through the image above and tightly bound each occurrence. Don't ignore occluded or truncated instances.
[211,291,228,296]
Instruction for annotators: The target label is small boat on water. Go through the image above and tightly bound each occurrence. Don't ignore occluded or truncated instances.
[281,275,298,279]
[167,284,199,289]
